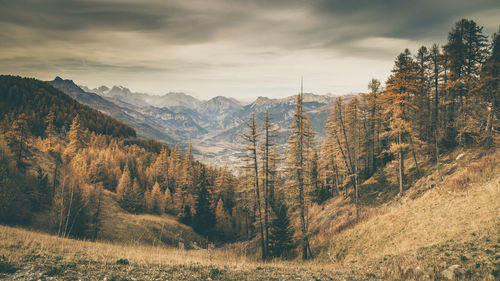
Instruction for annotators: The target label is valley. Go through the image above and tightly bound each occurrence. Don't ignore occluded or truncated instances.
[51,76,353,167]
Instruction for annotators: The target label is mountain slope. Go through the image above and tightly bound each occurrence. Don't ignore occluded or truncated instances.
[91,190,206,247]
[309,148,499,279]
[47,77,176,144]
[0,75,135,138]
[89,84,202,109]
[198,96,242,117]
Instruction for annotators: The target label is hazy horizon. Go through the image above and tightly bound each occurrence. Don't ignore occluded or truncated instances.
[1,0,498,100]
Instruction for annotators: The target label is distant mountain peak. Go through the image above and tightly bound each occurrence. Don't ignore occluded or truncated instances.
[97,85,109,92]
[252,96,273,106]
[48,76,84,93]
[207,95,241,105]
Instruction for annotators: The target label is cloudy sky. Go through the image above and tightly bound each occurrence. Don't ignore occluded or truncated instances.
[0,0,498,100]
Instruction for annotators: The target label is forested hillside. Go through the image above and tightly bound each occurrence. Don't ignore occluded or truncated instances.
[0,76,136,138]
[0,76,241,242]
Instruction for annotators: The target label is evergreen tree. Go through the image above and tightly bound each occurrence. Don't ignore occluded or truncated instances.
[444,19,489,146]
[0,138,31,224]
[367,78,381,176]
[6,113,30,171]
[179,205,192,225]
[429,44,443,168]
[268,201,294,259]
[192,167,215,237]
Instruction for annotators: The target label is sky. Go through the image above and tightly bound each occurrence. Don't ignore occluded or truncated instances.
[0,0,498,100]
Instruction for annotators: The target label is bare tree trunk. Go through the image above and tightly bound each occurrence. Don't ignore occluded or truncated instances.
[63,181,75,238]
[370,93,377,175]
[57,168,66,237]
[245,114,266,260]
[408,135,420,175]
[335,135,351,197]
[253,143,265,260]
[297,90,311,260]
[333,159,340,195]
[434,130,442,181]
[262,110,271,259]
[398,133,404,196]
[353,103,359,220]
[337,102,354,173]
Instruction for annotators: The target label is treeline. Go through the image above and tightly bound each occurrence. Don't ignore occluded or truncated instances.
[237,19,499,261]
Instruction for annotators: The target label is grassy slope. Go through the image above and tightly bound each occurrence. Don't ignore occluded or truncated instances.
[97,190,207,248]
[310,148,500,279]
[0,225,361,280]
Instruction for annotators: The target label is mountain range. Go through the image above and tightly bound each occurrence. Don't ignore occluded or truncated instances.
[49,77,356,166]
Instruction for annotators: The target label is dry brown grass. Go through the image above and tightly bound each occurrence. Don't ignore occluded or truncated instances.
[0,225,236,268]
[96,190,207,248]
[325,149,500,263]
[446,153,498,192]
[0,224,361,280]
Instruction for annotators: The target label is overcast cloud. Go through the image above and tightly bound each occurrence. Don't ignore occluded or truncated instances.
[0,0,498,100]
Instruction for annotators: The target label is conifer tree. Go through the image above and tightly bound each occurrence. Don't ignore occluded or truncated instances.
[478,29,499,142]
[0,138,31,224]
[215,198,232,238]
[346,97,361,217]
[116,167,144,213]
[242,113,266,259]
[444,19,488,146]
[260,109,278,256]
[163,186,174,214]
[146,181,165,214]
[268,201,294,259]
[65,114,86,157]
[192,167,215,237]
[367,78,381,176]
[6,113,30,171]
[415,46,432,142]
[382,49,420,196]
[286,83,314,260]
[310,151,328,203]
[429,44,443,162]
